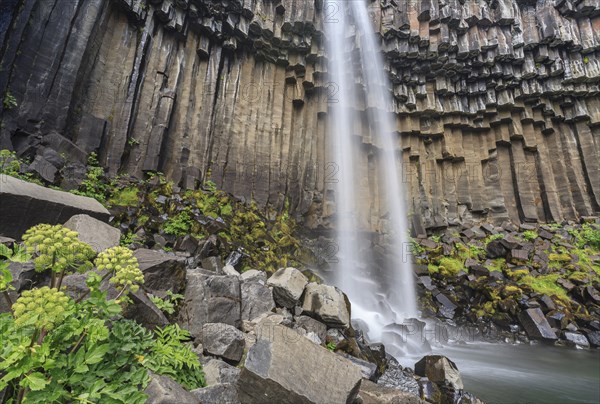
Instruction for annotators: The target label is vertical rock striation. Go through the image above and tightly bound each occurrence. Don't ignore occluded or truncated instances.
[0,0,599,233]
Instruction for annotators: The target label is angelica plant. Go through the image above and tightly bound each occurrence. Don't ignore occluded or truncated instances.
[22,224,95,289]
[94,246,144,298]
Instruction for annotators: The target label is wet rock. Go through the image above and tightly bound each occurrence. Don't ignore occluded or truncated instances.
[539,295,556,313]
[144,372,197,404]
[583,330,600,347]
[0,174,109,239]
[266,267,308,308]
[63,214,121,252]
[434,293,457,319]
[358,379,423,403]
[241,277,275,321]
[191,383,240,404]
[518,308,558,340]
[414,355,463,391]
[177,269,241,338]
[237,324,362,404]
[201,323,245,362]
[301,282,350,328]
[134,249,187,293]
[377,357,420,396]
[563,332,590,348]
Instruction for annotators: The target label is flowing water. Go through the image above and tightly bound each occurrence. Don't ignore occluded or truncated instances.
[399,343,600,404]
[326,2,600,403]
[327,0,418,357]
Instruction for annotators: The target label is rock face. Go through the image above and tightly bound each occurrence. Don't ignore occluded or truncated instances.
[63,214,120,252]
[0,175,109,238]
[2,1,599,232]
[241,277,275,321]
[518,308,559,340]
[302,283,350,328]
[177,269,241,338]
[266,267,308,308]
[237,323,362,404]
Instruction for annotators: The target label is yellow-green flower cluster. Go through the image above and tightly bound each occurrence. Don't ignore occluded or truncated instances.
[95,246,144,293]
[22,224,95,273]
[12,287,71,330]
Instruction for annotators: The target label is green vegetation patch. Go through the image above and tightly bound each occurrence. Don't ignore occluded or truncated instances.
[519,274,569,303]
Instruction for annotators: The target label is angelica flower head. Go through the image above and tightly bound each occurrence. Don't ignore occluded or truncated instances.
[22,224,95,273]
[95,246,144,293]
[12,287,71,331]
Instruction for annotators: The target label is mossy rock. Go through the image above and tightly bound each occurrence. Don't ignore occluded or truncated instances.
[549,253,571,262]
[501,285,523,298]
[505,268,529,280]
[438,257,465,277]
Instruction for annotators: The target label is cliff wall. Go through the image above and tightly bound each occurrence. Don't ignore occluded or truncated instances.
[0,0,599,233]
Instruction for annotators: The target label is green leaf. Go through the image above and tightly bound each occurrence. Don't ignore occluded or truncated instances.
[10,244,31,263]
[0,244,11,259]
[23,372,49,391]
[85,343,110,364]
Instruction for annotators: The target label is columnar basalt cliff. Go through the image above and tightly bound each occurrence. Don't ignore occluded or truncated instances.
[1,0,599,233]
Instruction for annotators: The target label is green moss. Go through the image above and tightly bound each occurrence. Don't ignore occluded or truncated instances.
[484,233,504,245]
[486,258,505,272]
[502,285,523,297]
[456,242,485,261]
[549,253,571,262]
[522,230,538,241]
[568,271,589,283]
[163,211,192,237]
[483,301,495,314]
[519,274,569,302]
[438,257,465,276]
[428,264,439,274]
[109,186,139,207]
[506,268,529,280]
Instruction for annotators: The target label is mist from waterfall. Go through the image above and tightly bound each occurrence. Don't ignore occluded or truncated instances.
[327,0,419,356]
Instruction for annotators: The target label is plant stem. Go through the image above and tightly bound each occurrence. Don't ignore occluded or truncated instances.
[56,267,66,291]
[75,271,112,303]
[69,331,87,355]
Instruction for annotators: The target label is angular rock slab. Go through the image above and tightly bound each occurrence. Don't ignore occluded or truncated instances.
[0,174,109,239]
[266,267,308,308]
[63,214,120,252]
[238,323,362,404]
[177,269,241,338]
[358,380,423,404]
[414,355,463,390]
[191,383,240,404]
[134,248,187,293]
[241,278,275,321]
[201,323,245,362]
[518,308,558,340]
[144,373,197,404]
[301,283,350,328]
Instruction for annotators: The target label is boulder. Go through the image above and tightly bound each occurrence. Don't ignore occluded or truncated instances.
[122,290,169,330]
[63,214,121,252]
[294,315,327,344]
[0,174,109,239]
[563,332,590,348]
[414,355,463,390]
[134,249,186,293]
[191,384,240,404]
[203,358,241,386]
[266,267,308,308]
[237,323,362,404]
[485,240,507,258]
[177,269,241,338]
[144,373,197,404]
[241,278,275,321]
[201,323,245,362]
[338,353,378,381]
[201,256,223,272]
[222,264,240,277]
[358,380,423,404]
[301,283,350,328]
[518,308,558,340]
[240,269,267,283]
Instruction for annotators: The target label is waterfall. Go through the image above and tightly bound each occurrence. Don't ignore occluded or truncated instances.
[327,0,420,356]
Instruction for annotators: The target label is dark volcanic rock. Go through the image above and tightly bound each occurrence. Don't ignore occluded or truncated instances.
[486,240,507,258]
[518,308,558,341]
[144,373,197,404]
[134,249,186,293]
[0,175,109,239]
